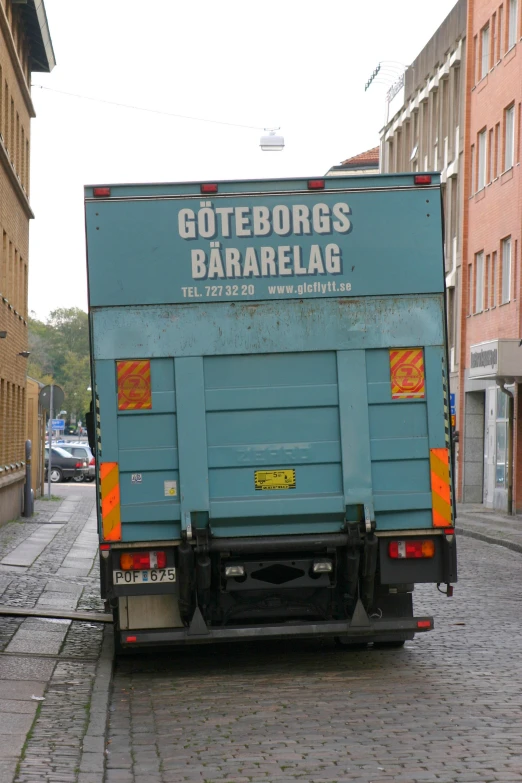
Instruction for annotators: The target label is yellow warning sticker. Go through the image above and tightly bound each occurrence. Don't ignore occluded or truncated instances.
[255,469,296,491]
[390,348,425,399]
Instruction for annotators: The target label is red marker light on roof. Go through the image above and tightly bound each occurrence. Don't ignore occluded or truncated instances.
[414,175,432,185]
[93,187,111,197]
[200,183,218,194]
[308,179,325,190]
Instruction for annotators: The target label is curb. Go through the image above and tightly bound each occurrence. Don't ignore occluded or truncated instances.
[78,624,114,782]
[457,525,522,555]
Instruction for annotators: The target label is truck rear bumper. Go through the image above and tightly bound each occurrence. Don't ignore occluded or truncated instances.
[118,614,433,648]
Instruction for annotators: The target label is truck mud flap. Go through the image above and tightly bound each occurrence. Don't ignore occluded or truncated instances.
[117,615,433,648]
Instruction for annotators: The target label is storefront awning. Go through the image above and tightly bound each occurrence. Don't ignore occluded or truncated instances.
[470,339,522,382]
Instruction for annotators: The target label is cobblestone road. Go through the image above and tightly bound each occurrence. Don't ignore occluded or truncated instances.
[108,535,522,783]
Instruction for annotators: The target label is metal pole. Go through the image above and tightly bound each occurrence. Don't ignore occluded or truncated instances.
[47,384,54,498]
[23,440,33,517]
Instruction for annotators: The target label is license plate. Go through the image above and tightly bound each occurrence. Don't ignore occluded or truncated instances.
[113,568,176,585]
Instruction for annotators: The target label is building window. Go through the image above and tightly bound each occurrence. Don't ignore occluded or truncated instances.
[477,129,487,190]
[501,236,512,303]
[498,4,504,60]
[508,0,518,48]
[488,128,494,182]
[468,263,473,315]
[494,122,500,177]
[504,104,515,170]
[481,25,490,77]
[422,100,429,159]
[470,144,476,194]
[387,139,394,171]
[485,253,491,305]
[491,250,497,306]
[475,252,484,312]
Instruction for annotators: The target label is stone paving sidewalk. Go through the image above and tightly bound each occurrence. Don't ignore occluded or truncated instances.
[456,502,522,553]
[0,484,112,783]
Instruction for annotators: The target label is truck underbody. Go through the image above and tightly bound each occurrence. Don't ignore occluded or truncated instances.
[100,525,456,651]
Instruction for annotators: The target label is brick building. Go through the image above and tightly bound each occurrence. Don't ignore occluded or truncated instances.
[378,0,467,452]
[0,0,54,523]
[460,0,522,511]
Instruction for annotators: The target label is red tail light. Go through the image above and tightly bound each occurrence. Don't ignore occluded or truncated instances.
[132,552,150,569]
[75,461,84,468]
[389,539,435,559]
[89,457,95,465]
[417,620,432,629]
[120,551,167,570]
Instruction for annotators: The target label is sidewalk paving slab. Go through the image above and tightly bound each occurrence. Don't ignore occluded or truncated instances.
[0,485,112,783]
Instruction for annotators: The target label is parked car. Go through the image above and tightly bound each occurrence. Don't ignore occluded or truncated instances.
[44,446,88,484]
[59,443,96,482]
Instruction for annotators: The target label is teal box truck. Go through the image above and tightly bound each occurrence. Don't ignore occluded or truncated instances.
[84,173,456,652]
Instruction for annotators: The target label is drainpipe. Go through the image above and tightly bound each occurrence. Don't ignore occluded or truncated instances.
[498,380,514,514]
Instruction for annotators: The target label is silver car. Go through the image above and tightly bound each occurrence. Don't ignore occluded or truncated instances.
[59,444,96,482]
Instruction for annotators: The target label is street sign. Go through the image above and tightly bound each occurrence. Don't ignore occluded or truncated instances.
[450,393,456,430]
[51,419,65,430]
[40,385,64,413]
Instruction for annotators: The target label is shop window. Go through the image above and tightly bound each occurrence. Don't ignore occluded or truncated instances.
[495,388,510,489]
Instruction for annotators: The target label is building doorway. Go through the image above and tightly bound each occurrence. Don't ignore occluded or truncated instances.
[463,391,485,504]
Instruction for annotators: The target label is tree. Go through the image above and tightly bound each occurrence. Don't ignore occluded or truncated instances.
[61,352,91,422]
[27,308,91,423]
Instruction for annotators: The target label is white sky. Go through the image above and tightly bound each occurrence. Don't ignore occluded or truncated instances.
[28,0,457,319]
